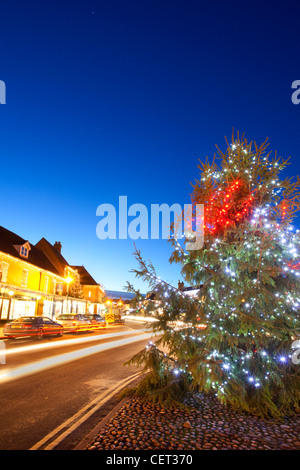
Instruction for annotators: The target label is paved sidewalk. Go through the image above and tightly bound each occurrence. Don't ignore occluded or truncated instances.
[76,393,300,451]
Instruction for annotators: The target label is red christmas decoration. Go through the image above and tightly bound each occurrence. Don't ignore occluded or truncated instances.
[204,179,254,234]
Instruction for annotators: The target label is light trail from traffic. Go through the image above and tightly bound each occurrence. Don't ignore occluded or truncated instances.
[0,332,152,384]
[2,328,151,357]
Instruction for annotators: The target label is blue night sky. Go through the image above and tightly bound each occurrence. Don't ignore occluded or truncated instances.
[0,0,300,292]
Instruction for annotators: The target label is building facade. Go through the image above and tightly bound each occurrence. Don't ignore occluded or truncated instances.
[71,265,106,316]
[0,226,106,322]
[0,226,69,321]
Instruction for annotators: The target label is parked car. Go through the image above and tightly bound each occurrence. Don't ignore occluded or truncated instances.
[56,314,91,333]
[3,316,63,340]
[86,314,106,329]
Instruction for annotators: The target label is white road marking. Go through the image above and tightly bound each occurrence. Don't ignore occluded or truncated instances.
[30,371,143,450]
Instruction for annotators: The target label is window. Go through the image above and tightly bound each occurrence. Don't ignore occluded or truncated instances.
[20,246,28,258]
[21,269,28,287]
[43,318,54,324]
[56,283,63,294]
[51,279,56,294]
[14,243,31,259]
[44,276,49,292]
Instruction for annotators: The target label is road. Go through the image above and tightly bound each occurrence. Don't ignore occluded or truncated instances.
[0,319,152,450]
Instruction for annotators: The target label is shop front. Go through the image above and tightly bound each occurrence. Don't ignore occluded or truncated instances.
[87,302,106,316]
[0,285,92,323]
[0,294,36,321]
[0,285,63,322]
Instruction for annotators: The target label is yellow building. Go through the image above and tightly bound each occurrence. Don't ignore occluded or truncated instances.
[35,237,87,315]
[0,226,107,322]
[0,226,70,321]
[70,265,106,315]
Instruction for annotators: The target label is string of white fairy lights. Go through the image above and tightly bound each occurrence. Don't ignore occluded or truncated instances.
[143,223,299,392]
[140,144,300,394]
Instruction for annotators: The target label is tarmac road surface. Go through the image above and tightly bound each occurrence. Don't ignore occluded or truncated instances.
[0,321,152,450]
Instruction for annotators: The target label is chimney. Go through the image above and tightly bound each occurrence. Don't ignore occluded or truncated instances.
[54,241,62,253]
[178,280,184,291]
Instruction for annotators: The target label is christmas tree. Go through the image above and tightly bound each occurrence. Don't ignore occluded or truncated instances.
[69,271,84,299]
[126,132,300,418]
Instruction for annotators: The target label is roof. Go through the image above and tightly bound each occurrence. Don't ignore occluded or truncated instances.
[71,266,99,286]
[0,226,60,276]
[35,237,70,277]
[182,285,202,292]
[105,290,141,301]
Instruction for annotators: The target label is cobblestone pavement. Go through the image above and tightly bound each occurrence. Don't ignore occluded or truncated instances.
[84,393,300,451]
